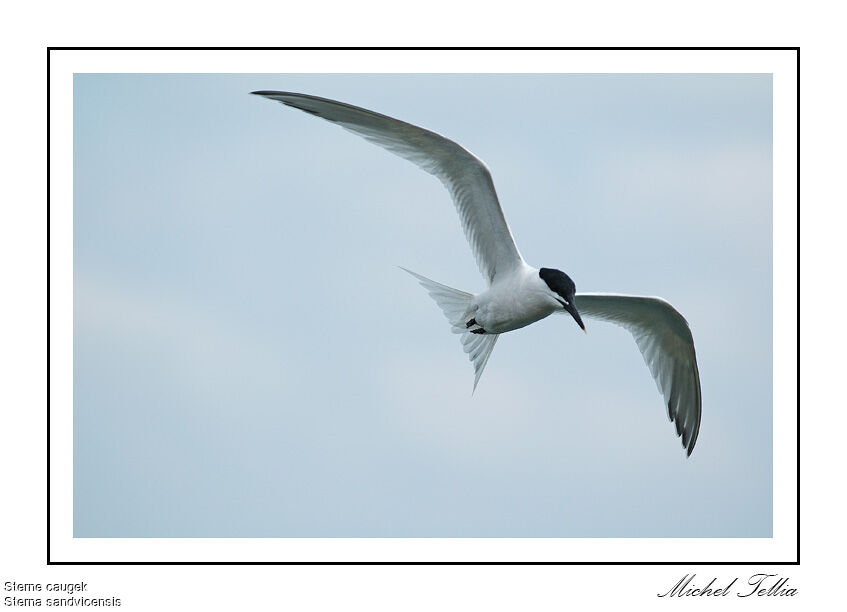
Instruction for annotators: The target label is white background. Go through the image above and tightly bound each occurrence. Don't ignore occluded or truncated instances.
[1,1,831,610]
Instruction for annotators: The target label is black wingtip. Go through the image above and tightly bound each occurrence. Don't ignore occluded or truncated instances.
[685,436,696,457]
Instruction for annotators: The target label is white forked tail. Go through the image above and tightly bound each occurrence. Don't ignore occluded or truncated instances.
[400,268,499,391]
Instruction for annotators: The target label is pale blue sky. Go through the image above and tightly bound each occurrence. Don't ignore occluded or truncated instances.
[74,74,772,537]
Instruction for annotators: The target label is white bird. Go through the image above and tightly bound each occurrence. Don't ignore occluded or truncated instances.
[253,91,702,456]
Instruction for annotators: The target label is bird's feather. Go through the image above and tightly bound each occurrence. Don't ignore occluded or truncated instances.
[253,91,524,285]
[573,293,702,456]
[400,267,499,391]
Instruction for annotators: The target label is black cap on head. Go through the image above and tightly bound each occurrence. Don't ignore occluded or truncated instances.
[539,268,576,299]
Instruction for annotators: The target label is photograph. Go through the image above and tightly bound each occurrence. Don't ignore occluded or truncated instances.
[71,71,774,541]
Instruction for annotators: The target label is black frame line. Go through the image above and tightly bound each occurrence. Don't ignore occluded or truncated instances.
[47,46,800,566]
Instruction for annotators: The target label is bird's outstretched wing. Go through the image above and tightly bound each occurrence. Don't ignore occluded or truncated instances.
[252,91,524,285]
[573,293,702,456]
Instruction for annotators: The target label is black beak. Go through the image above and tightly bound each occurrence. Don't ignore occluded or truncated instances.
[563,301,585,332]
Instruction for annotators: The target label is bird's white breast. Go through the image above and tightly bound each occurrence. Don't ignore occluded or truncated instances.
[472,265,560,334]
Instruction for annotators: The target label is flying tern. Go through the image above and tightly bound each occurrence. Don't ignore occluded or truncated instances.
[253,90,702,456]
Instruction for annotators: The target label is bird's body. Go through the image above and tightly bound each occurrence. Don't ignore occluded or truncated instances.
[254,90,703,456]
[470,264,562,335]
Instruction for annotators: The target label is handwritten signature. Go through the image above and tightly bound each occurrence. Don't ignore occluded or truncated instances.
[658,574,797,598]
